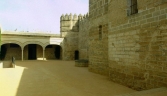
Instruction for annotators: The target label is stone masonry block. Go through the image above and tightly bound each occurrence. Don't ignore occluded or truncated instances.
[159,14,166,20]
[151,22,159,26]
[142,23,151,28]
[146,14,152,18]
[160,3,167,9]
[147,17,155,23]
[153,11,161,17]
[61,21,71,27]
[149,8,155,13]
[161,9,166,14]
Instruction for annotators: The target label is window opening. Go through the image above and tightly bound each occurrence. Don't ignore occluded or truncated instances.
[99,25,102,40]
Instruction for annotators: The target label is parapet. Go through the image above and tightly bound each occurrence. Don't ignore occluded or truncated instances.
[79,13,89,22]
[73,14,78,20]
[65,13,69,20]
[60,14,65,20]
[78,14,83,20]
[60,13,89,21]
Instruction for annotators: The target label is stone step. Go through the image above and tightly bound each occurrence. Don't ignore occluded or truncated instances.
[115,87,167,96]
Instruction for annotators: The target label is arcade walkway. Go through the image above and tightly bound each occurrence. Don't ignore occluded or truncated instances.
[1,61,166,96]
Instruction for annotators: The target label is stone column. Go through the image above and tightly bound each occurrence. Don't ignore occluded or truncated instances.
[21,48,24,61]
[43,49,45,60]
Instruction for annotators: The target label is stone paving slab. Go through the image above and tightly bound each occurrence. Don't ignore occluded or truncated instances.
[0,60,136,96]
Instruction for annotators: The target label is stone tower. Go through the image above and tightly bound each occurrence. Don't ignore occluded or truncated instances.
[60,14,80,60]
[60,13,79,37]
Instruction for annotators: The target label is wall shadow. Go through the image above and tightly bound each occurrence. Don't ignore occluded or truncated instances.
[14,61,60,96]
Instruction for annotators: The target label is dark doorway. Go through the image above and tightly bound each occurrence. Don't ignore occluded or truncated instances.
[54,45,61,59]
[28,44,36,60]
[0,45,7,60]
[74,50,79,60]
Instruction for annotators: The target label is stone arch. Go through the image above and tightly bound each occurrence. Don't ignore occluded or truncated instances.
[44,42,61,48]
[44,44,62,48]
[1,40,22,48]
[45,44,62,60]
[44,43,63,53]
[23,41,44,60]
[0,41,22,60]
[44,42,50,48]
[23,41,44,49]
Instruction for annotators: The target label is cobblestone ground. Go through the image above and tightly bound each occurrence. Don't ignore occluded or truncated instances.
[0,60,136,96]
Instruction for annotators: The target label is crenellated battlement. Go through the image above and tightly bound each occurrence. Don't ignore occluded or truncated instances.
[60,13,89,38]
[60,13,89,21]
[60,13,78,21]
[79,13,89,23]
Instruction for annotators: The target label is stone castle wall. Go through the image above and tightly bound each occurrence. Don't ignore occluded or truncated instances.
[73,0,167,90]
[61,32,78,60]
[108,0,167,90]
[88,0,109,75]
[78,14,89,60]
[60,14,79,60]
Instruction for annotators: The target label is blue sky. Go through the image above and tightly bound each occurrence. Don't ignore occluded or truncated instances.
[0,0,88,34]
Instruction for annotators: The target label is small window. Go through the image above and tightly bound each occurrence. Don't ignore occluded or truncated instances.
[10,44,20,48]
[99,25,102,40]
[127,0,138,16]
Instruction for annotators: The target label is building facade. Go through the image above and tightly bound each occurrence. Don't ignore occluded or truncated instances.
[86,0,167,90]
[0,32,64,60]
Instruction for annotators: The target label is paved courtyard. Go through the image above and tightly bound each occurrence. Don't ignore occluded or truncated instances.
[0,60,136,96]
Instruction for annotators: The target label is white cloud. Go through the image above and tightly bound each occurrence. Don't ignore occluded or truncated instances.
[0,0,88,33]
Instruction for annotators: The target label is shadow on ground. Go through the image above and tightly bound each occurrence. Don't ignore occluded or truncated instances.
[1,60,136,96]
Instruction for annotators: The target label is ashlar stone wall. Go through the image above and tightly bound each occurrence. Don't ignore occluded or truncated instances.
[108,0,167,90]
[78,14,89,60]
[60,14,79,60]
[88,0,109,75]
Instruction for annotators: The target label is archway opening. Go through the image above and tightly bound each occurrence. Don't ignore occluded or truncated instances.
[45,45,62,60]
[28,44,37,60]
[0,43,21,60]
[55,45,61,59]
[74,50,79,60]
[24,44,43,60]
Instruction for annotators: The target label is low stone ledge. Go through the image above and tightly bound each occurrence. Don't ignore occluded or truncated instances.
[75,59,88,67]
[0,62,3,68]
[0,61,15,68]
